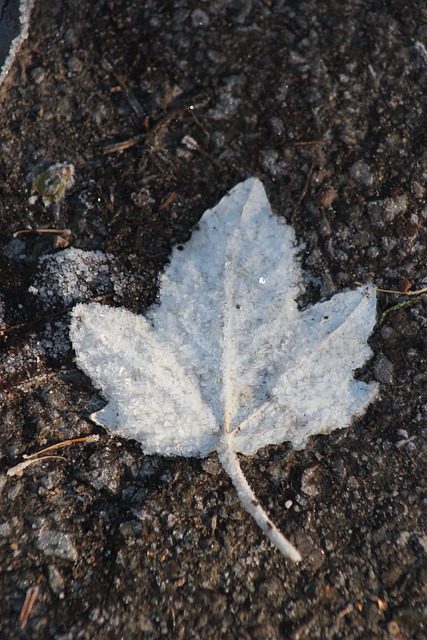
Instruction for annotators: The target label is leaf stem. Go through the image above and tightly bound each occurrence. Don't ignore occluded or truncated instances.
[217,434,302,562]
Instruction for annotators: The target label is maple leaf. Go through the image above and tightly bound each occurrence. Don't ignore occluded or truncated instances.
[70,178,378,562]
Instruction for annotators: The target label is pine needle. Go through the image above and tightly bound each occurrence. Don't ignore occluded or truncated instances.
[7,435,100,477]
[374,285,427,295]
[7,455,67,477]
[22,434,100,459]
[379,295,426,325]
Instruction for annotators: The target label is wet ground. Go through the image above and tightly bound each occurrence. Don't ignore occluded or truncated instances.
[0,1,426,638]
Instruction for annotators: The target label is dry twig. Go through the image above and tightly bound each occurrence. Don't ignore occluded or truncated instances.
[19,583,41,629]
[7,435,100,477]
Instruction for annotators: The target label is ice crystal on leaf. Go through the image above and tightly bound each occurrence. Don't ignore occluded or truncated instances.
[70,178,378,562]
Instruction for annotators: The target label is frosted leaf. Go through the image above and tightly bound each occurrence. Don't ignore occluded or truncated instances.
[0,0,35,87]
[70,178,378,562]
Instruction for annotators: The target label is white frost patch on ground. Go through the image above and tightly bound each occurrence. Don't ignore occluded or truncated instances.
[1,246,150,386]
[33,320,71,359]
[29,248,113,309]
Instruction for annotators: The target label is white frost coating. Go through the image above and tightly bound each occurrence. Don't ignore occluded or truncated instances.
[30,248,111,309]
[0,1,36,86]
[70,178,378,561]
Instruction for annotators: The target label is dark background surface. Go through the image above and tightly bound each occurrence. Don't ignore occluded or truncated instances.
[0,1,426,638]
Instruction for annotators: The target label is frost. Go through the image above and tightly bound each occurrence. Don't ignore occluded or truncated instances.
[0,0,35,86]
[30,248,112,309]
[70,178,378,561]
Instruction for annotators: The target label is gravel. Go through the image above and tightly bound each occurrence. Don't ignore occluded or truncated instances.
[0,1,426,638]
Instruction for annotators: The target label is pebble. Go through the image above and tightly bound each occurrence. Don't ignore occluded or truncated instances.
[36,530,79,562]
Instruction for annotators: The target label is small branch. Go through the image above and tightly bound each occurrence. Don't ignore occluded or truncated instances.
[103,134,145,154]
[291,158,315,223]
[145,94,211,151]
[102,59,145,119]
[290,139,324,147]
[13,228,71,238]
[19,584,41,629]
[355,281,427,296]
[181,135,225,170]
[159,191,177,210]
[13,228,71,249]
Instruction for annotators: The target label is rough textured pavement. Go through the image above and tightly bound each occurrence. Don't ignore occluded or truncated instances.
[0,1,426,638]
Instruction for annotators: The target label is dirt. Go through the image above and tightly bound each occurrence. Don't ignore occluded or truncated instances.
[0,1,426,638]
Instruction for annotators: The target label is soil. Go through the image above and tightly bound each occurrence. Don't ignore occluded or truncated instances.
[0,1,426,639]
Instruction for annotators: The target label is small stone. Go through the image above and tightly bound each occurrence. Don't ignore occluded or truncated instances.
[300,466,320,497]
[36,530,79,562]
[350,161,373,186]
[374,354,394,385]
[191,9,209,27]
[387,620,400,635]
[30,67,46,84]
[201,458,222,475]
[0,521,12,536]
[48,565,65,596]
[319,186,337,209]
